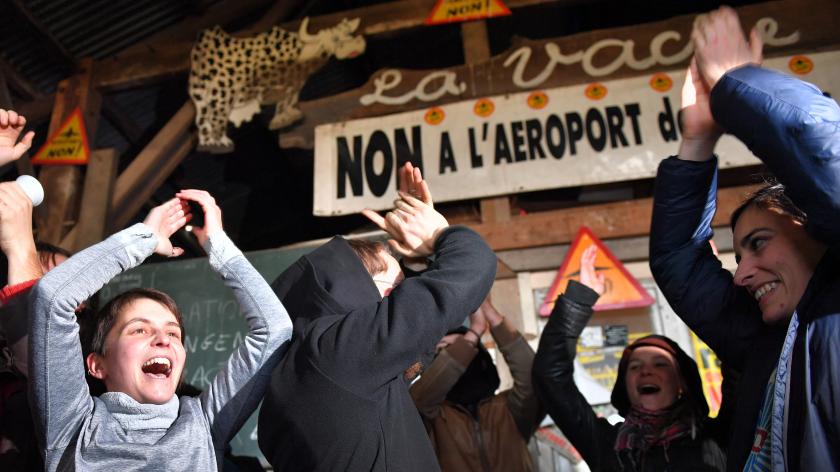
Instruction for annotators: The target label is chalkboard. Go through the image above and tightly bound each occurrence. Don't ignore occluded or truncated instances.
[99,244,316,464]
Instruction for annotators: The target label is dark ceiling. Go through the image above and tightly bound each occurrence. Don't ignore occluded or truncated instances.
[0,0,764,258]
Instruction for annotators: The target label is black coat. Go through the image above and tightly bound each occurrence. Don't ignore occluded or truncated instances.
[532,281,724,471]
[257,226,496,471]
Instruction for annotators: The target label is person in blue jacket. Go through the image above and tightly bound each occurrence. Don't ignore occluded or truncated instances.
[649,7,840,471]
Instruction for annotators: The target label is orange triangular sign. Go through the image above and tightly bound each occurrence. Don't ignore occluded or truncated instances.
[426,0,511,25]
[539,226,654,316]
[32,108,90,165]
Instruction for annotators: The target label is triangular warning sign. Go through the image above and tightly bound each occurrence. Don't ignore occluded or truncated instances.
[426,0,511,25]
[32,108,90,165]
[539,226,654,316]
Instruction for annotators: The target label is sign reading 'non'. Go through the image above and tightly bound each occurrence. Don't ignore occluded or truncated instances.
[313,51,839,216]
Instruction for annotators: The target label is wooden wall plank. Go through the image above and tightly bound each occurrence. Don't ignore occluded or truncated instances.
[468,184,759,251]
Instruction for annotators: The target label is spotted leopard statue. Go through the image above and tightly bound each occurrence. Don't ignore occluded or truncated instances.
[189,17,365,153]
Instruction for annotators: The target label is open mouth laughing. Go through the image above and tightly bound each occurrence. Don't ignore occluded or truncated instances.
[637,384,661,395]
[141,357,173,378]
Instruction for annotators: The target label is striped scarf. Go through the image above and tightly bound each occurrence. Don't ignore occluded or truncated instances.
[614,400,695,457]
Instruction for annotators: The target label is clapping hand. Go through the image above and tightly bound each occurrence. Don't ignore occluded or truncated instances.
[143,198,190,258]
[692,6,763,89]
[362,165,448,258]
[176,189,224,247]
[399,161,432,207]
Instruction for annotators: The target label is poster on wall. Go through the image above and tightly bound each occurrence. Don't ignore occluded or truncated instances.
[313,51,840,215]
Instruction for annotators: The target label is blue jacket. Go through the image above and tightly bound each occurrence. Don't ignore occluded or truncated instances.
[649,65,840,471]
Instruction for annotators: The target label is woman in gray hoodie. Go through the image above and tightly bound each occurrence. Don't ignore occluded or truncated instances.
[29,190,293,471]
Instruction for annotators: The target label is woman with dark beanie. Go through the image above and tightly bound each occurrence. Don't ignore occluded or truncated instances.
[533,246,724,471]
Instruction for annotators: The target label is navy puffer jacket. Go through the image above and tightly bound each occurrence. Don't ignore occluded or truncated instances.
[650,65,840,471]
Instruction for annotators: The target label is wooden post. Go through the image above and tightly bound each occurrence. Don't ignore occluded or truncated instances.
[63,148,118,251]
[35,59,101,245]
[109,101,196,230]
[461,21,513,225]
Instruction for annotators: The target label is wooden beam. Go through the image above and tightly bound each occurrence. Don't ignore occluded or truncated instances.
[480,198,512,224]
[468,184,760,251]
[15,95,53,125]
[495,227,736,272]
[92,0,591,91]
[461,19,516,225]
[35,59,101,245]
[461,21,491,64]
[94,0,297,90]
[281,0,840,149]
[63,148,118,251]
[109,102,196,230]
[0,56,44,100]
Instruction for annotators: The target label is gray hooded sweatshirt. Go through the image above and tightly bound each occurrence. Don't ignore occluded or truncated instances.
[28,223,292,471]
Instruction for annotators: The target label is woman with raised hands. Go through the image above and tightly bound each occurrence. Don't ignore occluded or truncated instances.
[29,189,292,471]
[649,7,840,471]
[533,245,725,471]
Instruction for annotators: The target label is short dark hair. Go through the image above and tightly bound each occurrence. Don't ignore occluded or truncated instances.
[730,182,807,231]
[346,239,388,276]
[35,241,72,271]
[89,288,184,356]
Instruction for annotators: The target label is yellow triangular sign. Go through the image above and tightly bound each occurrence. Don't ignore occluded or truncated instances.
[539,226,654,316]
[426,0,511,25]
[32,108,90,165]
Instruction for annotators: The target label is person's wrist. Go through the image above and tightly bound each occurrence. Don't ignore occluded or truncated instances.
[678,135,721,162]
[464,329,481,347]
[5,242,42,285]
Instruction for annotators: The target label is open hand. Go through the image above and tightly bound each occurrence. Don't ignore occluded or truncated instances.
[142,198,189,257]
[361,191,448,258]
[692,7,763,89]
[0,109,35,167]
[176,189,223,247]
[579,245,605,296]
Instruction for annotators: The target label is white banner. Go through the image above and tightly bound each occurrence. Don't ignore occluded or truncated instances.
[314,51,840,216]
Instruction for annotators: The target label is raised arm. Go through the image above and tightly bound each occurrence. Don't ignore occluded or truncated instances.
[325,225,496,396]
[532,277,618,470]
[307,165,496,394]
[29,199,186,451]
[410,308,485,418]
[0,180,42,377]
[482,300,543,439]
[694,6,840,242]
[649,37,764,366]
[177,190,292,447]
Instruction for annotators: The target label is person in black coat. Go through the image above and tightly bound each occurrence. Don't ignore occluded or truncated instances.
[533,246,725,471]
[257,163,497,471]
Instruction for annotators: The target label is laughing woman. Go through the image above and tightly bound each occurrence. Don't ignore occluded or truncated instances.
[532,246,725,471]
[29,190,292,471]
